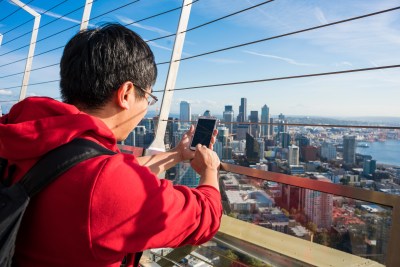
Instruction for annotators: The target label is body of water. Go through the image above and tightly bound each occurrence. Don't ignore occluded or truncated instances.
[357,140,400,167]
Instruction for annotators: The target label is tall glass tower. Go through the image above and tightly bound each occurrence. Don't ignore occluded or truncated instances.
[223,105,234,135]
[237,98,247,122]
[343,135,356,165]
[179,101,191,126]
[261,104,270,138]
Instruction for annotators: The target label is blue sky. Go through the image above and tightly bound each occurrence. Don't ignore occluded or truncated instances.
[0,0,399,118]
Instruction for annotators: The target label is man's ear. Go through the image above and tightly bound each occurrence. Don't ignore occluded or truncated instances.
[116,81,135,110]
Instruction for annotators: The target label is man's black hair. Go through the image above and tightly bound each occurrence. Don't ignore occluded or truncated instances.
[60,23,157,109]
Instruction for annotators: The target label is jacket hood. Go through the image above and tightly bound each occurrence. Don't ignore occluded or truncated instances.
[0,97,117,160]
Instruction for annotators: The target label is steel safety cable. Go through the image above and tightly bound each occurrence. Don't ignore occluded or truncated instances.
[148,0,275,43]
[0,0,36,23]
[0,0,197,71]
[0,63,59,79]
[160,119,400,130]
[0,45,64,69]
[0,0,140,69]
[88,0,140,23]
[4,64,399,93]
[156,6,400,65]
[123,0,199,28]
[2,79,59,90]
[1,0,69,36]
[0,0,98,51]
[152,64,400,92]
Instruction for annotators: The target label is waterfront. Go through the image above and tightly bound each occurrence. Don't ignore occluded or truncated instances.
[357,140,400,167]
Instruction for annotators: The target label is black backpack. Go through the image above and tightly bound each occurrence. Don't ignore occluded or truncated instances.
[0,138,116,267]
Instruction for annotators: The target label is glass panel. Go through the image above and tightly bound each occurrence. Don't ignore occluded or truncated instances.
[221,171,392,265]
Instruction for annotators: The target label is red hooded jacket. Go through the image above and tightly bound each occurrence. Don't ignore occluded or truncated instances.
[0,97,222,267]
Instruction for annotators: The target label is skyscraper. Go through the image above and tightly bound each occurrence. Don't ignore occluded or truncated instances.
[321,142,337,161]
[304,178,333,229]
[343,135,356,165]
[261,105,270,138]
[280,132,291,149]
[249,111,259,138]
[203,110,211,117]
[180,101,191,126]
[245,133,260,164]
[177,163,200,188]
[269,118,274,137]
[237,98,247,122]
[223,105,234,135]
[289,145,299,165]
[363,159,377,176]
[236,124,249,140]
[277,113,287,133]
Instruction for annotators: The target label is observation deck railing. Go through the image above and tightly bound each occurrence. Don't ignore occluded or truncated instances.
[137,162,400,267]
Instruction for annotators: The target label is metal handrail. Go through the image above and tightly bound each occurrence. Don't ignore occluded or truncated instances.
[220,162,400,267]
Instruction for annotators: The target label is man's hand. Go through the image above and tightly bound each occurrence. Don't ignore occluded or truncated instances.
[191,144,220,190]
[175,125,218,162]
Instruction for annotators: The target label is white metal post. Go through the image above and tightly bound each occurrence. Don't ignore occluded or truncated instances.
[10,0,41,101]
[146,0,193,155]
[80,0,94,31]
[0,33,3,46]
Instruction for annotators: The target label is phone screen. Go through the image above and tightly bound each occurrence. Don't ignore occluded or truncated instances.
[190,118,217,150]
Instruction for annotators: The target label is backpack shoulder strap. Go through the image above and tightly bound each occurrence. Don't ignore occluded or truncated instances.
[19,138,116,197]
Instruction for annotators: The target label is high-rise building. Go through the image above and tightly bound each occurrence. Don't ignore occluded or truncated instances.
[277,113,287,133]
[203,110,211,117]
[363,159,377,176]
[223,146,233,160]
[123,131,135,146]
[249,111,259,138]
[213,140,223,159]
[180,101,191,126]
[134,126,146,147]
[304,177,333,229]
[321,142,337,161]
[301,146,318,162]
[223,105,234,135]
[256,138,265,160]
[236,124,249,140]
[280,132,291,149]
[261,105,270,138]
[343,135,356,165]
[237,98,247,122]
[246,133,260,164]
[177,162,200,188]
[289,145,299,165]
[217,126,229,146]
[269,117,274,137]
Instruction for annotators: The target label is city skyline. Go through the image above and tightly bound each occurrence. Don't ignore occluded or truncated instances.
[0,0,399,117]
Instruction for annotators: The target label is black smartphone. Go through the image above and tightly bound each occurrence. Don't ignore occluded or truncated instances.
[190,117,217,150]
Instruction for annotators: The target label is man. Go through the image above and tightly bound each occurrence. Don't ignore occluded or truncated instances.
[0,24,222,266]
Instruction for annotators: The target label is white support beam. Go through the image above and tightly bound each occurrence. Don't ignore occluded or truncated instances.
[10,0,41,101]
[146,0,193,156]
[0,33,3,46]
[80,0,94,31]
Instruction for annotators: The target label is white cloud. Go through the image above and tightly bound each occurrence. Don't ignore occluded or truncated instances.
[116,15,171,36]
[0,89,12,95]
[32,7,81,25]
[335,61,353,67]
[244,50,315,66]
[29,5,96,27]
[147,41,172,52]
[314,7,328,24]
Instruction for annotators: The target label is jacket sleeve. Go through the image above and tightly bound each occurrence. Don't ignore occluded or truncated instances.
[89,153,222,261]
